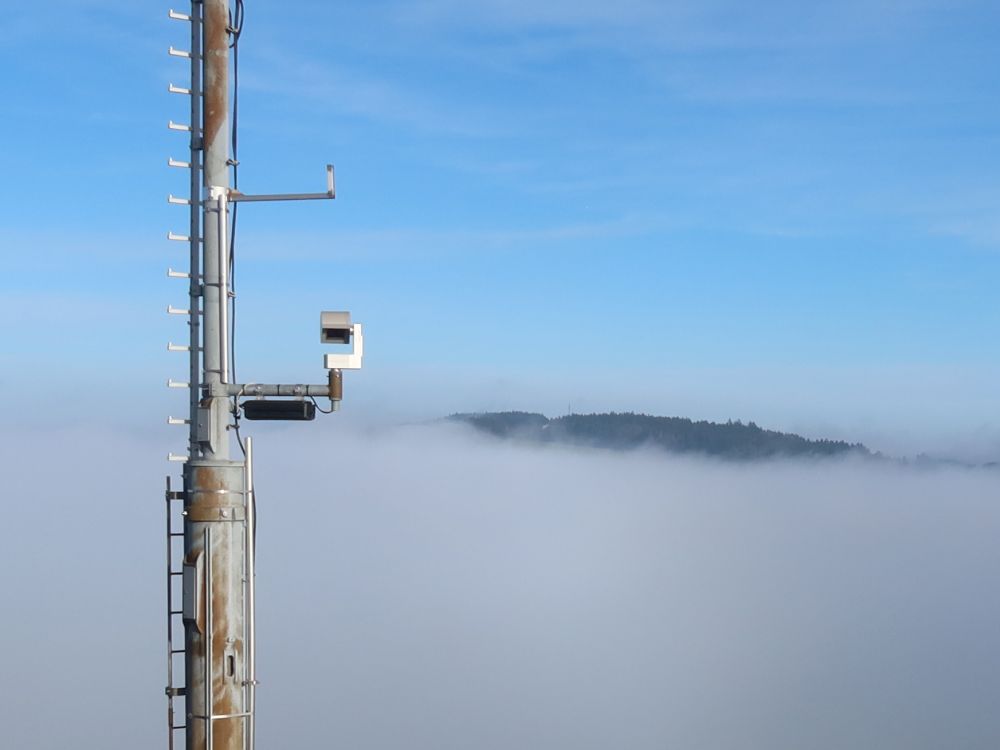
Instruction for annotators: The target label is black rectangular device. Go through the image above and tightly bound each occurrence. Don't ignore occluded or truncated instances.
[242,400,316,421]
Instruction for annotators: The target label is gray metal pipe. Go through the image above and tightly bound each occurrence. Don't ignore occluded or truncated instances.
[245,438,256,750]
[226,383,335,398]
[218,191,229,384]
[187,0,203,460]
[205,526,213,750]
[200,0,230,458]
[184,4,248,750]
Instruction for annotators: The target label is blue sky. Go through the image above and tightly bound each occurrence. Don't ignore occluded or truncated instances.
[2,0,999,456]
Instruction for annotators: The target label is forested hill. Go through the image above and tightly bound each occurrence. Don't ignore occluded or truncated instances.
[448,411,871,460]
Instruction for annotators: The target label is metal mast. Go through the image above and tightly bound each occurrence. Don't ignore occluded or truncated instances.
[183,4,245,748]
[164,3,364,749]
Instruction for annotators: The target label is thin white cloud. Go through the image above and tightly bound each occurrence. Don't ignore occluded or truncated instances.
[391,0,962,54]
[237,214,661,261]
[891,187,1000,248]
[242,50,515,138]
[930,215,1000,247]
[930,217,1000,248]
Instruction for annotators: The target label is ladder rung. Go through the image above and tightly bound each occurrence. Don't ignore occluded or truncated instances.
[168,121,191,132]
[168,10,191,22]
[169,610,183,616]
[171,725,188,731]
[167,306,189,316]
[171,648,186,654]
[169,83,192,95]
[168,231,190,242]
[168,157,191,168]
[167,343,190,353]
[168,46,191,59]
[167,491,185,500]
[170,534,185,539]
[168,195,190,206]
[167,268,190,279]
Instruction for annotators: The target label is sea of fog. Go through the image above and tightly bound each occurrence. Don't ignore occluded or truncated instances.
[3,422,999,749]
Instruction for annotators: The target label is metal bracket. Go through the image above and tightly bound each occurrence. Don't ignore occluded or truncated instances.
[324,323,363,370]
[227,164,335,203]
[186,506,246,522]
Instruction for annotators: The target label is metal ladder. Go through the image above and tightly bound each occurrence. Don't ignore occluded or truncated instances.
[165,477,188,750]
[164,4,200,745]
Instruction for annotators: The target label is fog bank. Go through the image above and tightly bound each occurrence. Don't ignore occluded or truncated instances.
[2,423,999,749]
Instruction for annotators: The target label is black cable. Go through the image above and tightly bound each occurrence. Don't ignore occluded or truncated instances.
[230,2,241,186]
[230,396,255,551]
[228,0,245,47]
[228,0,251,547]
[309,396,336,415]
[233,397,247,456]
[229,1,241,383]
[230,0,243,189]
[227,0,244,435]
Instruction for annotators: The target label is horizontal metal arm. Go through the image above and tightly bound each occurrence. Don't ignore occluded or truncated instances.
[227,164,335,203]
[226,383,333,398]
[228,192,333,203]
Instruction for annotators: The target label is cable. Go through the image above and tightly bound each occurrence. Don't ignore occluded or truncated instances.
[233,397,247,457]
[229,0,243,189]
[227,0,244,442]
[230,0,242,187]
[227,1,251,549]
[225,1,252,550]
[228,0,241,383]
[229,0,245,46]
[309,396,336,415]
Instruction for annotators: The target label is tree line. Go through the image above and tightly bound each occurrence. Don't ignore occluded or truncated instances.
[448,411,870,460]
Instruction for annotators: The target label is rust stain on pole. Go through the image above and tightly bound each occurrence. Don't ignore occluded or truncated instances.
[202,0,229,164]
[186,460,246,750]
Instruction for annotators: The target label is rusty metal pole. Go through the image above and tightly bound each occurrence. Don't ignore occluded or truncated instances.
[165,3,352,746]
[183,2,248,749]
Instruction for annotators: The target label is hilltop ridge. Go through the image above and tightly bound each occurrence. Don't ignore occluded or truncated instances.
[449,411,871,460]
